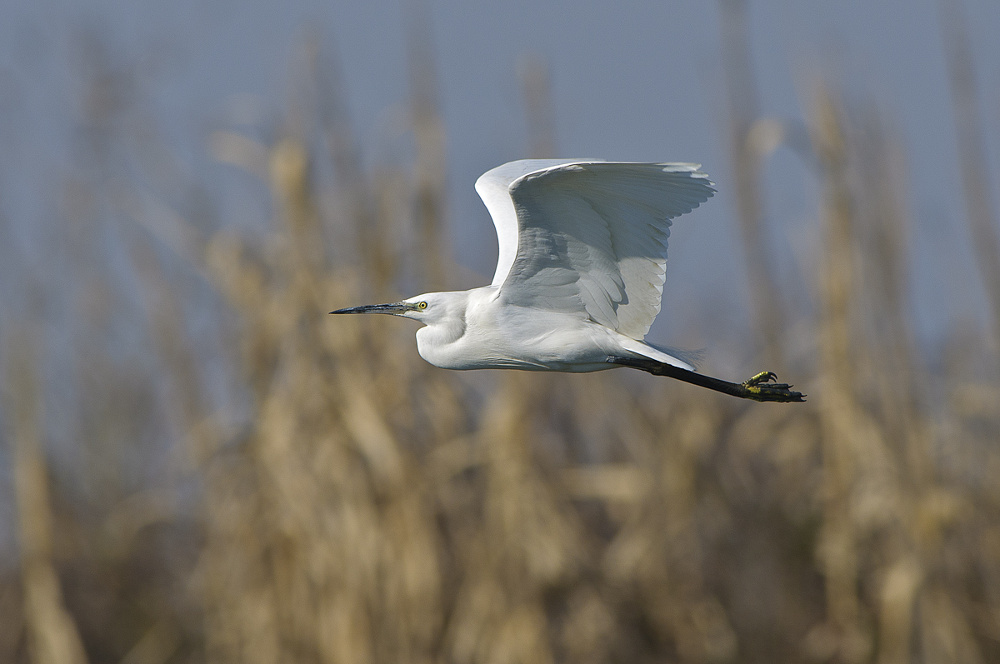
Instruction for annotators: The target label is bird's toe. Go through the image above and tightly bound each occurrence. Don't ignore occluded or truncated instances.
[741,371,805,402]
[744,370,778,387]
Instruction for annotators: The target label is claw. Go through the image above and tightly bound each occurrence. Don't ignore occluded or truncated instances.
[744,371,778,387]
[741,371,806,403]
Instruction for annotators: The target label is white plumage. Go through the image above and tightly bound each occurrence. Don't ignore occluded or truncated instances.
[332,159,804,402]
[476,160,713,340]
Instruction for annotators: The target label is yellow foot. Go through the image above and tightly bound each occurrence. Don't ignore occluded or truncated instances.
[741,371,806,403]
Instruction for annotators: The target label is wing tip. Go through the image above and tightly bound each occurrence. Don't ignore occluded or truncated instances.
[656,162,715,187]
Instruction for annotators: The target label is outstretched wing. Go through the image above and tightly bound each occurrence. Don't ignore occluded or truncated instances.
[474,159,715,340]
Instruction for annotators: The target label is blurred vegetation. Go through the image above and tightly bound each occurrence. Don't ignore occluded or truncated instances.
[2,7,1000,664]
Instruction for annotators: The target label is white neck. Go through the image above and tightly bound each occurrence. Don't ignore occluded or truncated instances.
[414,291,472,368]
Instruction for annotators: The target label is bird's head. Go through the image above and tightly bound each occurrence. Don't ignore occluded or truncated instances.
[330,291,461,325]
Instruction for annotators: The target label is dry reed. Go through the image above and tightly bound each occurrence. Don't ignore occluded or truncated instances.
[1,21,999,664]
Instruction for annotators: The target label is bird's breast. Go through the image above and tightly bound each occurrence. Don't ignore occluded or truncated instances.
[416,306,619,373]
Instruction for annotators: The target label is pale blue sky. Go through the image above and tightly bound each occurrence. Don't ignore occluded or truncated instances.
[1,0,998,353]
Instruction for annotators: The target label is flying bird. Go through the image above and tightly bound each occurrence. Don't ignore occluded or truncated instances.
[332,159,803,402]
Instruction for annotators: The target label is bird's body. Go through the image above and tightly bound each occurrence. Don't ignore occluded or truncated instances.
[333,159,803,402]
[410,287,687,373]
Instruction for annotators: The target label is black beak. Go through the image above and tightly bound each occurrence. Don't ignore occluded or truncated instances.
[329,302,410,315]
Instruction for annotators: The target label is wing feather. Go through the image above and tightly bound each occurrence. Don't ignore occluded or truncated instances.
[475,160,714,340]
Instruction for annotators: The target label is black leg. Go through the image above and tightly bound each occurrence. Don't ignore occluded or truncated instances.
[607,356,805,403]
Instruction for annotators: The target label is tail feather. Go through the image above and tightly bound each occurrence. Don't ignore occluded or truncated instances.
[617,337,698,372]
[644,340,704,371]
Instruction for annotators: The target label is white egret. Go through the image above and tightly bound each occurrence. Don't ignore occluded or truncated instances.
[332,159,803,402]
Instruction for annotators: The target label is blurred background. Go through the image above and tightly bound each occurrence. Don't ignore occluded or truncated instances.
[1,1,999,662]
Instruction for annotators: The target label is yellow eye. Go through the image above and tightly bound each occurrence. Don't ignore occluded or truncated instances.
[417,301,428,310]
